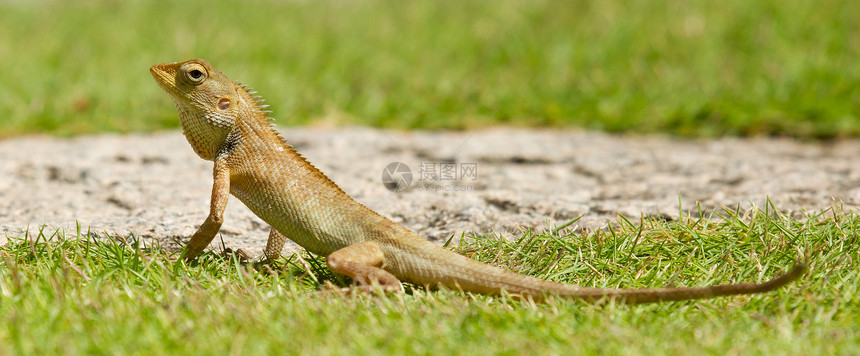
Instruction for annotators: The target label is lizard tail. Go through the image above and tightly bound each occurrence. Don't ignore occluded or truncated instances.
[400,245,805,303]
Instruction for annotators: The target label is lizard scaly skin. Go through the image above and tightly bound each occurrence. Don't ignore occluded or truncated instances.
[150,59,804,303]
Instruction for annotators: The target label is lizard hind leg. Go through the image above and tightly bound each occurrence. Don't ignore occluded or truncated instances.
[326,242,404,294]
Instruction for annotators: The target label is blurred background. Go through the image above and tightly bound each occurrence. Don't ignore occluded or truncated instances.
[0,0,857,138]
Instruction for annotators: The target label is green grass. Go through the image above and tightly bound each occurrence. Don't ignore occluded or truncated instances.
[1,205,856,355]
[0,0,858,137]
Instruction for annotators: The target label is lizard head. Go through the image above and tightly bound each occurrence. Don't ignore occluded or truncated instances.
[150,59,241,161]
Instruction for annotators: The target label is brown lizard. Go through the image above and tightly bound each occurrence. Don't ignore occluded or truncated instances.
[150,58,804,303]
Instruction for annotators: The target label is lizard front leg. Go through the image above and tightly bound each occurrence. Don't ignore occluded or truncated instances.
[263,227,287,261]
[326,242,403,292]
[183,157,231,261]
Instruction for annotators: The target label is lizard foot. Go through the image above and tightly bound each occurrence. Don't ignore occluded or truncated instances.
[318,280,404,298]
[221,247,252,262]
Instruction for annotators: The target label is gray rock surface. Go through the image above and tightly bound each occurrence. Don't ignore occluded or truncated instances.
[1,128,858,257]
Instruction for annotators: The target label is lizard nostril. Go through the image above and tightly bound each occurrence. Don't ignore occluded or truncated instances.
[217,98,230,111]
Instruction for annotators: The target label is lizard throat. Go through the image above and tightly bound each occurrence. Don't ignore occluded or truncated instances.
[177,108,232,161]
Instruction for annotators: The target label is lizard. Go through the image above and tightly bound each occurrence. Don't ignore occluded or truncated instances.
[150,58,805,303]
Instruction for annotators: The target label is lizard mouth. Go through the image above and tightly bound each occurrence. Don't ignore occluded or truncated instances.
[150,62,181,95]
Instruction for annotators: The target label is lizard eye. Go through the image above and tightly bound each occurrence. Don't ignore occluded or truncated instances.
[189,69,204,80]
[181,63,208,85]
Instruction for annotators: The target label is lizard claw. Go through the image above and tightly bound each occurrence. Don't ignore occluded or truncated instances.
[221,247,252,262]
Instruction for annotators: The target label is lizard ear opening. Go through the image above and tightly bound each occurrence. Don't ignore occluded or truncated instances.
[217,98,231,111]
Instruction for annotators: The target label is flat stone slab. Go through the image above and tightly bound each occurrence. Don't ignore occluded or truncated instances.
[1,128,858,257]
